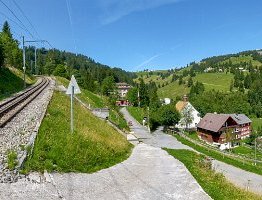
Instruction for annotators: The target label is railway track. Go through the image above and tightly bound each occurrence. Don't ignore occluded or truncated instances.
[0,77,50,128]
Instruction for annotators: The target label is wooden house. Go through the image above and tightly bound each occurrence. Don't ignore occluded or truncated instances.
[197,113,251,147]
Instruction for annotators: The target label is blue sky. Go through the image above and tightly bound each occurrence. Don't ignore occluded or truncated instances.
[0,0,262,71]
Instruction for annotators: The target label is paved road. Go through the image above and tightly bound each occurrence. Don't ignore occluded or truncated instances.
[121,107,262,195]
[212,160,262,195]
[0,144,210,200]
[120,108,192,150]
[0,107,211,200]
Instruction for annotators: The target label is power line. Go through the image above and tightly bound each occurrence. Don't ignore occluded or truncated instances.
[0,11,32,37]
[0,0,34,38]
[11,0,40,39]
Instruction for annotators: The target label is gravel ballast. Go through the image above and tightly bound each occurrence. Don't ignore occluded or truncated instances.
[0,78,55,183]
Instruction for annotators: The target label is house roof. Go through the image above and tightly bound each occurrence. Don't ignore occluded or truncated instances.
[197,113,230,132]
[230,114,252,125]
[175,101,188,112]
[116,82,132,89]
[197,113,251,133]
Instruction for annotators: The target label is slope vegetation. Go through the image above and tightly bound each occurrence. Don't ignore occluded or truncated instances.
[24,91,132,173]
[0,67,35,100]
[157,72,233,99]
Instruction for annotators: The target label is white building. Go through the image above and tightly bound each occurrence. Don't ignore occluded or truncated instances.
[116,82,132,98]
[175,95,201,129]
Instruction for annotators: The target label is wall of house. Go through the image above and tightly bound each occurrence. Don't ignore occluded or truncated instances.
[197,128,226,144]
[235,123,251,139]
[176,103,201,129]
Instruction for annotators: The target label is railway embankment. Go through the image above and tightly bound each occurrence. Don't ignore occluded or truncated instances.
[0,77,55,183]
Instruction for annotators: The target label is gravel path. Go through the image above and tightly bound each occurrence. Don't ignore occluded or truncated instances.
[120,107,262,196]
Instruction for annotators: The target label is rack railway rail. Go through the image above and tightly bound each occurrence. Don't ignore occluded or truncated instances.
[0,77,50,128]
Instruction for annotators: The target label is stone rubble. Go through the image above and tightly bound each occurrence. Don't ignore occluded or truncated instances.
[0,78,55,183]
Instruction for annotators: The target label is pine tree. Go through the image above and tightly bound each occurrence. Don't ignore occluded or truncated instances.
[187,76,193,87]
[244,74,252,89]
[2,21,12,38]
[178,76,183,85]
[0,42,4,68]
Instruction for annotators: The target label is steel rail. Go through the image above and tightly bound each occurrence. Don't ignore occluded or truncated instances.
[0,77,50,128]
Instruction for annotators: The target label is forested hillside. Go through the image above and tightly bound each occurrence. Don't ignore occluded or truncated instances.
[0,21,136,96]
[24,47,136,93]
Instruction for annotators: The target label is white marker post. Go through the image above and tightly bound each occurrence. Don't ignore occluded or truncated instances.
[66,75,81,133]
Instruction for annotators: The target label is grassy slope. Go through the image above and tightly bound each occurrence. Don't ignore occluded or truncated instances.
[222,55,262,67]
[0,67,35,100]
[56,76,129,131]
[56,76,105,108]
[193,73,233,92]
[251,118,262,131]
[158,81,190,99]
[232,146,262,161]
[165,149,262,200]
[134,74,172,86]
[158,72,233,99]
[24,91,132,173]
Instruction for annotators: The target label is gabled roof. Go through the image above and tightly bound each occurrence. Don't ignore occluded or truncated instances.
[230,114,251,125]
[175,101,188,112]
[197,113,230,132]
[197,113,252,133]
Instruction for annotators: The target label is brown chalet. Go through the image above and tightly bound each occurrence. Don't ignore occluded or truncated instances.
[197,113,251,145]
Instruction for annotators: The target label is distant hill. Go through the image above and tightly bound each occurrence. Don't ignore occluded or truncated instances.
[135,49,262,99]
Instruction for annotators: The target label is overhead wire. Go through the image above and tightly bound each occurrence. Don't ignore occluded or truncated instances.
[11,0,40,39]
[0,0,54,54]
[0,0,54,50]
[0,0,34,39]
[0,11,31,38]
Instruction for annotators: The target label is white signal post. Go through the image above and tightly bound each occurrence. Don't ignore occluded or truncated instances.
[66,75,81,133]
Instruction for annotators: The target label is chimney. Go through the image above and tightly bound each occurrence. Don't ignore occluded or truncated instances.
[183,94,188,102]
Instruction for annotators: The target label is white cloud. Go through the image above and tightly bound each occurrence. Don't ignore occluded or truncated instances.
[134,53,162,70]
[97,0,182,25]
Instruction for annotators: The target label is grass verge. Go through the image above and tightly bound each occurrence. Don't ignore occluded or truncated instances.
[126,106,145,124]
[23,91,132,173]
[165,149,262,200]
[7,150,18,170]
[109,109,130,132]
[174,134,262,175]
[55,76,105,108]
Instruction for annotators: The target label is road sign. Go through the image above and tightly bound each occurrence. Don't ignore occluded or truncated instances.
[66,75,81,133]
[66,75,81,95]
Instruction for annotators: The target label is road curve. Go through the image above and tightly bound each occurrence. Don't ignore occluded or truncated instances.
[0,143,210,200]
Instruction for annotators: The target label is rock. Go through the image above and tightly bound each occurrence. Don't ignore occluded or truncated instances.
[43,170,52,183]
